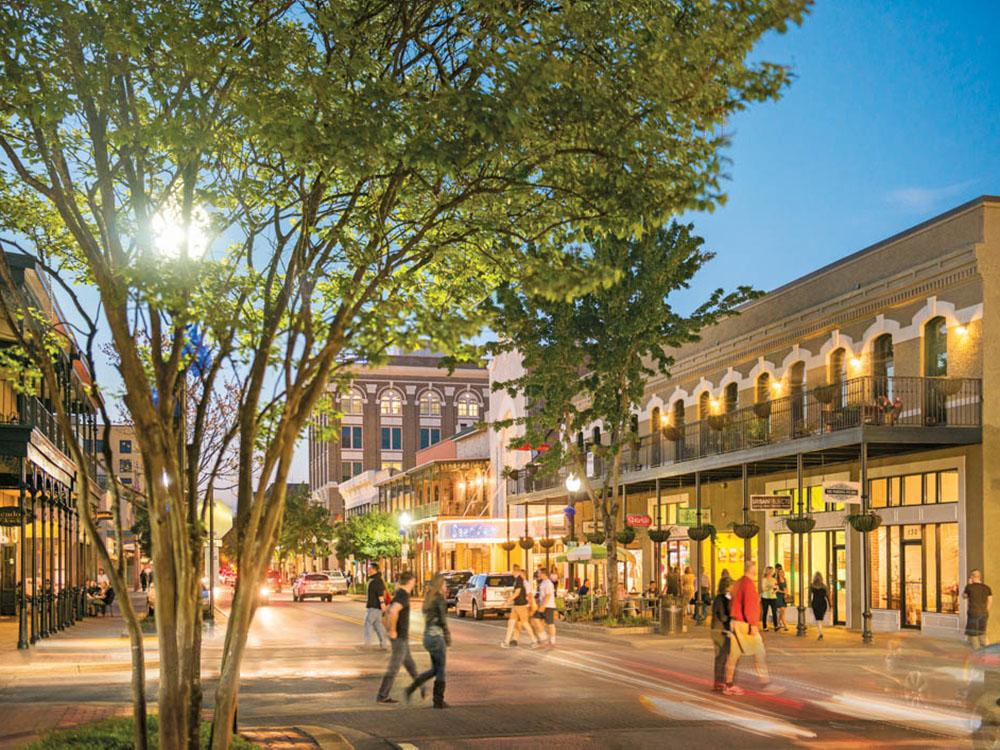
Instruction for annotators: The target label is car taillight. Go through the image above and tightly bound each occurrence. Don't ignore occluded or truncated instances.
[482,585,488,600]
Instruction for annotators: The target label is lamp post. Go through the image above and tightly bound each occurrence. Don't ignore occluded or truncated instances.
[399,512,412,582]
[564,474,580,594]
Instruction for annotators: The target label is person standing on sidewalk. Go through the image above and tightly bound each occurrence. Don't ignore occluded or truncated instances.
[724,562,779,695]
[376,571,418,704]
[810,572,832,641]
[537,567,558,646]
[502,565,538,649]
[682,566,696,616]
[407,573,451,708]
[364,563,389,650]
[710,576,733,692]
[760,566,779,632]
[775,564,789,632]
[964,569,993,649]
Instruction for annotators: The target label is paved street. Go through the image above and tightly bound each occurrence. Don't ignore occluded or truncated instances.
[0,592,993,748]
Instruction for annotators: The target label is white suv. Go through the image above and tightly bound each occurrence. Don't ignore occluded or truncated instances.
[292,573,336,602]
[321,570,349,595]
[455,573,515,620]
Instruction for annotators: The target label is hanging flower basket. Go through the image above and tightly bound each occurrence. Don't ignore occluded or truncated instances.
[707,415,727,431]
[936,378,963,396]
[729,521,760,539]
[846,512,882,533]
[518,536,535,550]
[561,534,577,545]
[813,384,837,404]
[615,526,636,545]
[753,401,772,419]
[647,529,670,544]
[539,537,556,549]
[500,541,517,552]
[584,531,606,544]
[687,524,716,542]
[501,466,518,479]
[786,515,816,534]
[662,425,684,442]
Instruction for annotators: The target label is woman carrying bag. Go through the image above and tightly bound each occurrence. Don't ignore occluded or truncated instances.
[407,573,451,708]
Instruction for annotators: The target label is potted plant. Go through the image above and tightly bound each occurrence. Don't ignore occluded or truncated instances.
[687,523,716,541]
[615,525,636,545]
[561,534,577,545]
[500,466,518,479]
[584,531,606,544]
[785,515,816,534]
[500,540,517,552]
[707,414,727,431]
[753,401,772,419]
[813,383,837,404]
[647,529,670,544]
[518,536,535,550]
[662,425,684,442]
[846,512,882,533]
[539,537,556,549]
[729,520,759,539]
[937,377,963,397]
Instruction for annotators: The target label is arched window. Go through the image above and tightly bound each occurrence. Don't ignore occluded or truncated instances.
[650,407,661,434]
[456,392,480,419]
[576,431,585,452]
[724,382,738,413]
[341,389,364,416]
[418,390,442,417]
[829,348,846,384]
[592,426,601,446]
[790,362,806,430]
[698,391,711,420]
[672,399,685,426]
[629,413,639,434]
[924,317,947,376]
[756,373,771,403]
[379,388,403,416]
[873,334,894,399]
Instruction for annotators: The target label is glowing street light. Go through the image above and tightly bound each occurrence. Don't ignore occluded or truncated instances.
[399,512,412,529]
[565,474,581,493]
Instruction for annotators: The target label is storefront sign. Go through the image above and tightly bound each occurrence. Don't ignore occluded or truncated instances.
[94,510,115,522]
[822,480,861,505]
[0,507,31,527]
[750,494,792,511]
[438,516,565,544]
[677,508,711,527]
[626,514,652,528]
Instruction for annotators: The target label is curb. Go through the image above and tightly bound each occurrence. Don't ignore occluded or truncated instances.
[297,725,356,749]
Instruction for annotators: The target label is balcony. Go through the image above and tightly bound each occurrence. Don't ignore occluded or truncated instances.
[0,384,95,464]
[506,376,981,497]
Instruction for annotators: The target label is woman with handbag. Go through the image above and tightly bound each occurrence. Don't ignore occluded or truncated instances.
[406,573,451,708]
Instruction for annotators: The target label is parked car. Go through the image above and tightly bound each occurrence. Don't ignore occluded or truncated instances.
[292,572,337,602]
[265,569,283,593]
[320,570,350,595]
[455,573,515,620]
[441,570,473,608]
[147,579,211,617]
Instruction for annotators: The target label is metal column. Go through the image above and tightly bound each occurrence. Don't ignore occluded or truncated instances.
[860,441,873,644]
[796,453,807,636]
[17,469,28,649]
[29,481,37,644]
[694,471,704,624]
[741,464,750,564]
[39,488,48,638]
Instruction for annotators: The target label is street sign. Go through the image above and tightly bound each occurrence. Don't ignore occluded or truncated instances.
[94,510,114,522]
[750,494,792,511]
[626,514,652,528]
[676,508,711,527]
[823,480,861,504]
[0,507,28,527]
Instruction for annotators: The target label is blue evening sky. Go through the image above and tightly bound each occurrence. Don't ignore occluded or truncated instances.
[671,0,1000,313]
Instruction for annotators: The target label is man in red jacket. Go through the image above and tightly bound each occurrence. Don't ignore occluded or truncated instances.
[724,561,779,695]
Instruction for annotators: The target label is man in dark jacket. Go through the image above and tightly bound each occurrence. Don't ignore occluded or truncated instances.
[364,563,388,650]
[711,577,732,692]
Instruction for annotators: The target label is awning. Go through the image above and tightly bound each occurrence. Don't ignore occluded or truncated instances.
[557,543,608,563]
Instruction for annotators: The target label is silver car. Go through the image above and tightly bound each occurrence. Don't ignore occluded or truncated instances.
[321,570,350,595]
[292,573,336,602]
[455,573,515,620]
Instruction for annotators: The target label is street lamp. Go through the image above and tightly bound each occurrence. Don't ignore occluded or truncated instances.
[398,512,412,585]
[564,474,581,493]
[564,474,581,593]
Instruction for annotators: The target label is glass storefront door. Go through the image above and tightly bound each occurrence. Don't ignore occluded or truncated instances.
[902,541,923,628]
[832,541,847,625]
[0,543,15,616]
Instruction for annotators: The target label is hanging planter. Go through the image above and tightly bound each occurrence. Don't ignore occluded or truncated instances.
[615,526,636,545]
[584,531,606,544]
[687,524,716,542]
[937,378,963,396]
[729,521,760,539]
[846,512,882,533]
[561,534,577,545]
[662,425,684,442]
[500,466,518,479]
[500,541,517,552]
[753,401,772,419]
[813,384,837,404]
[785,515,816,534]
[647,529,670,544]
[539,537,556,549]
[707,415,727,431]
[518,536,535,550]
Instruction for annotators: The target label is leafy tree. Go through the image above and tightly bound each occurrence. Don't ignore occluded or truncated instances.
[276,484,334,567]
[0,2,808,747]
[490,224,758,617]
[339,512,403,564]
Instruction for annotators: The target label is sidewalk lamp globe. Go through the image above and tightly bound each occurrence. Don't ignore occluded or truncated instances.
[399,512,412,529]
[565,474,581,493]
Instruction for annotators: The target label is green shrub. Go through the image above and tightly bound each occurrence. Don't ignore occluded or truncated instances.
[29,716,258,749]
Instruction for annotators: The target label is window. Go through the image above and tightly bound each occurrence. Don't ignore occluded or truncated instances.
[924,317,948,376]
[755,373,770,403]
[724,383,738,413]
[119,458,132,473]
[873,334,894,393]
[381,460,402,472]
[419,428,441,449]
[869,470,958,507]
[341,461,363,483]
[341,390,364,415]
[121,477,133,486]
[381,427,401,450]
[118,439,132,454]
[672,399,685,426]
[379,389,403,416]
[650,407,661,434]
[698,392,711,420]
[870,522,960,620]
[829,347,847,407]
[456,392,479,419]
[418,391,442,416]
[789,362,806,426]
[341,425,362,449]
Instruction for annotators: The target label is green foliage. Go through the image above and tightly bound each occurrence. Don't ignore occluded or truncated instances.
[28,716,256,750]
[336,511,402,563]
[277,484,335,561]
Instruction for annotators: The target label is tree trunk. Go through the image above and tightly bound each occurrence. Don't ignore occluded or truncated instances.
[603,452,623,619]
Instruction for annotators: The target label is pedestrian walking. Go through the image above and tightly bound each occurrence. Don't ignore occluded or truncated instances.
[139,567,149,592]
[682,566,696,616]
[407,573,451,708]
[775,564,789,632]
[376,571,418,704]
[711,576,733,692]
[502,564,538,648]
[666,565,681,597]
[964,569,993,649]
[724,562,780,695]
[760,566,779,632]
[537,568,558,646]
[364,563,389,650]
[809,572,832,641]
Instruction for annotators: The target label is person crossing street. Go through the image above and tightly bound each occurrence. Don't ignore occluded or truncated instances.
[407,573,451,708]
[364,563,389,650]
[502,564,538,648]
[376,571,418,704]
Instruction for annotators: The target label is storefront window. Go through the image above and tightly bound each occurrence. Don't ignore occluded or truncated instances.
[870,521,960,622]
[868,470,959,507]
[871,526,887,608]
[940,471,959,503]
[903,475,922,506]
[940,524,959,614]
[871,479,888,509]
